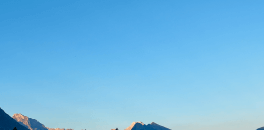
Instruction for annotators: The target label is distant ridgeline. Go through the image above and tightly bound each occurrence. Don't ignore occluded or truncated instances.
[0,107,73,130]
[1,107,172,130]
[8,107,264,130]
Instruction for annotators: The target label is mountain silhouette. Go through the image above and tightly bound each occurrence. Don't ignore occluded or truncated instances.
[125,122,171,130]
[12,114,73,130]
[0,107,29,130]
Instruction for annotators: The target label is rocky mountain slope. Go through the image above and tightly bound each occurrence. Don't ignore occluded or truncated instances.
[0,107,29,130]
[13,113,48,130]
[12,113,73,130]
[125,122,170,130]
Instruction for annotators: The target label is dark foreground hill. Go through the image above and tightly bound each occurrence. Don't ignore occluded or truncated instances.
[0,107,29,130]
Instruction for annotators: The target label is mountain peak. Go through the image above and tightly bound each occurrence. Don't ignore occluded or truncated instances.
[0,108,29,130]
[12,113,74,130]
[13,113,29,121]
[14,113,24,116]
[13,114,48,130]
[125,122,145,130]
[150,122,157,125]
[13,113,26,118]
[132,122,145,125]
[125,122,170,130]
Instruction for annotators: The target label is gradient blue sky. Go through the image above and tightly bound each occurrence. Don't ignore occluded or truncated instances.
[1,1,264,130]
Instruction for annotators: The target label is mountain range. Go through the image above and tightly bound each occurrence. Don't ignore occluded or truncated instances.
[3,107,264,130]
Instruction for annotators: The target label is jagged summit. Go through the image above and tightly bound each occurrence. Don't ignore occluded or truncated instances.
[150,122,157,125]
[125,122,146,130]
[13,113,48,130]
[12,113,73,130]
[125,122,171,130]
[13,113,25,116]
[132,122,145,126]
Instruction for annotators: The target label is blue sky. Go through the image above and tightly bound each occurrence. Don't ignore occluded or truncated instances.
[1,0,264,130]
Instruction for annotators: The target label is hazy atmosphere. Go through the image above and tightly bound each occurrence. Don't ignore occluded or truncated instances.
[1,1,264,130]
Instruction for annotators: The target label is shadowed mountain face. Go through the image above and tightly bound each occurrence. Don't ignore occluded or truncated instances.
[257,127,264,130]
[0,107,29,130]
[125,122,171,130]
[147,122,171,130]
[12,114,73,130]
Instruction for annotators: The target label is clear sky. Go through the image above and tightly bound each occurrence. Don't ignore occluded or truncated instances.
[1,1,264,130]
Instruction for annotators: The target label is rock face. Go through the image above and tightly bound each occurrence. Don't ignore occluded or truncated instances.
[125,122,170,130]
[13,113,48,130]
[0,107,29,130]
[12,113,73,130]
